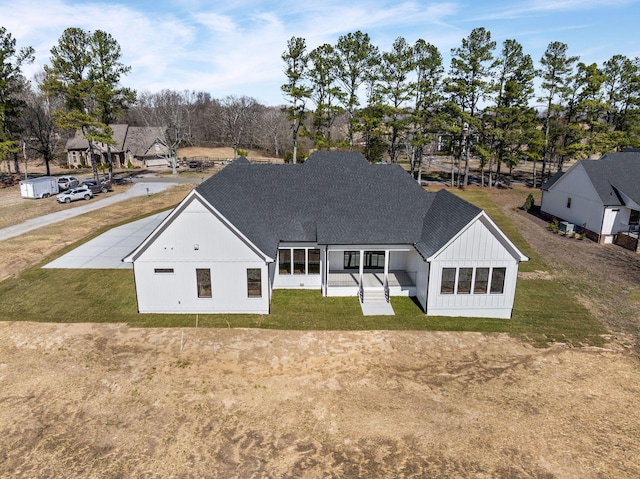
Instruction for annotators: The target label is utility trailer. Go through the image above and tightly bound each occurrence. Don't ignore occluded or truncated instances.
[20,176,59,199]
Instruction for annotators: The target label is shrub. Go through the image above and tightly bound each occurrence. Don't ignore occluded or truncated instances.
[549,218,559,234]
[522,192,535,211]
[127,159,133,169]
[237,149,248,157]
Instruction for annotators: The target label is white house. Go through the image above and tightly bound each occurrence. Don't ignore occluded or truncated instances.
[124,152,528,318]
[540,151,640,249]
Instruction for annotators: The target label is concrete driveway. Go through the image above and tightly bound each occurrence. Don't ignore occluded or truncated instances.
[0,182,176,242]
[43,210,171,269]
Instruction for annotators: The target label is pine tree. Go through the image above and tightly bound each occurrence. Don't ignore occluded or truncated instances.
[444,27,496,187]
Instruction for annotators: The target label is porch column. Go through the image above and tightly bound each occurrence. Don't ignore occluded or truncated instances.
[324,247,329,296]
[359,250,364,283]
[384,250,390,283]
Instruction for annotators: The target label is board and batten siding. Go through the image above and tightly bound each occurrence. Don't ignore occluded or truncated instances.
[541,163,605,234]
[132,197,269,314]
[426,216,520,319]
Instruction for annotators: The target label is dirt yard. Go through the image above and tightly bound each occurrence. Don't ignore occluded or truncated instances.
[2,171,640,476]
[1,323,639,478]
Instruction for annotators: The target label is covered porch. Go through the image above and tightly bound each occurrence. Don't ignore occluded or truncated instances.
[324,246,418,300]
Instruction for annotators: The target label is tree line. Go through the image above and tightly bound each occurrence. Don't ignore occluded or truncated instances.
[281,29,640,187]
[1,25,639,187]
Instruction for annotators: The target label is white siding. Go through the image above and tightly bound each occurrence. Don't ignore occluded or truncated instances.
[132,197,269,314]
[408,249,429,311]
[426,216,520,319]
[541,163,605,233]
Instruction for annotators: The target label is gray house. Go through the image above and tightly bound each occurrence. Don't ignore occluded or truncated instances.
[124,151,527,318]
[65,124,170,168]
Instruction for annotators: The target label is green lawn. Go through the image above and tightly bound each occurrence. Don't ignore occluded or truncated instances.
[0,188,607,347]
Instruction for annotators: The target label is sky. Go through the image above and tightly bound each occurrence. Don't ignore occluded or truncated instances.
[2,0,640,106]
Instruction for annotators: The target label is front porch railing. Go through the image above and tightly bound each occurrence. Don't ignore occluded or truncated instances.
[383,277,389,303]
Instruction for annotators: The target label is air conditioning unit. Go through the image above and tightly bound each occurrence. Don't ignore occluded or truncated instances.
[559,221,574,234]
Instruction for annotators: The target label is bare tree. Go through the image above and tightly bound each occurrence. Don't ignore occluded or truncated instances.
[220,95,259,158]
[134,90,193,173]
[255,106,291,157]
[21,72,63,175]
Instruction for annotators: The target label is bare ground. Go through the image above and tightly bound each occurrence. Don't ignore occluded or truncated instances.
[2,176,640,477]
[1,323,639,478]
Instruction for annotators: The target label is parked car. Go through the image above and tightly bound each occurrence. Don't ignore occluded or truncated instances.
[57,176,79,190]
[56,186,93,203]
[80,179,112,194]
[188,159,201,169]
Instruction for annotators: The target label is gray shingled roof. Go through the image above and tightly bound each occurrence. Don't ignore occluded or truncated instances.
[541,171,564,191]
[578,152,640,206]
[195,151,482,259]
[64,124,166,157]
[125,126,168,157]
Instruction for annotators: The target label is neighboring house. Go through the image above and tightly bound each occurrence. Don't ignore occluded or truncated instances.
[540,151,640,251]
[65,124,170,168]
[124,152,528,318]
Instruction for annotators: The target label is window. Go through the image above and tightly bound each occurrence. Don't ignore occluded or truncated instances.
[247,268,262,298]
[196,268,212,298]
[490,268,506,294]
[154,268,174,274]
[278,249,291,274]
[308,249,320,274]
[365,251,385,270]
[344,251,359,269]
[473,268,489,294]
[630,209,639,225]
[566,197,572,208]
[293,249,306,274]
[440,268,456,294]
[343,251,385,270]
[440,267,506,295]
[457,268,473,294]
[279,247,321,275]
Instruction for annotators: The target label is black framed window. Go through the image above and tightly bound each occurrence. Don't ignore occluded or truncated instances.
[473,268,489,294]
[293,249,306,274]
[490,268,506,294]
[344,251,360,269]
[154,268,174,274]
[440,268,456,294]
[365,251,385,269]
[196,268,212,298]
[247,268,262,298]
[566,197,572,208]
[343,251,385,270]
[308,249,320,274]
[278,249,291,274]
[457,268,473,294]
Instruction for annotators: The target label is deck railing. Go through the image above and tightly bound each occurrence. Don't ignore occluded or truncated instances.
[383,277,390,303]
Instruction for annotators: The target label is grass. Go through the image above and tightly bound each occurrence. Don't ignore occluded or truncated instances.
[0,186,607,348]
[0,268,606,348]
